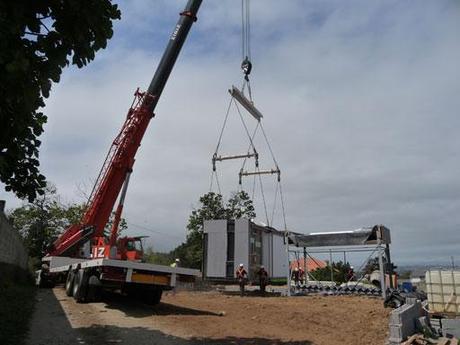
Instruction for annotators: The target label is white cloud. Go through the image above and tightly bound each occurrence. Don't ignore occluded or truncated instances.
[2,1,460,263]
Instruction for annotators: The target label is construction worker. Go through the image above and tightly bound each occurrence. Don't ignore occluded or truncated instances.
[169,258,181,295]
[170,258,180,268]
[292,267,301,287]
[235,263,248,296]
[256,265,269,294]
[347,266,355,281]
[298,266,305,285]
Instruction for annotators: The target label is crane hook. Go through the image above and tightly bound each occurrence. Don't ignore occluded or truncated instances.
[241,56,252,81]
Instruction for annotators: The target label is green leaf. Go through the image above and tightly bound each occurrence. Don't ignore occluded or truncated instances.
[1,0,120,201]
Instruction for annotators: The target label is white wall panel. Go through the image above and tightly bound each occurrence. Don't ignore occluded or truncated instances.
[234,218,249,276]
[272,233,288,278]
[204,219,227,278]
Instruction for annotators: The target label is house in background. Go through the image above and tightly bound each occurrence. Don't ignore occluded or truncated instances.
[290,257,327,273]
[203,218,288,281]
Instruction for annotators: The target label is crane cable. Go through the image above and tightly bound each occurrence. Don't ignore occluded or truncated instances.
[210,0,288,231]
[210,97,256,195]
[241,0,253,101]
[242,0,251,63]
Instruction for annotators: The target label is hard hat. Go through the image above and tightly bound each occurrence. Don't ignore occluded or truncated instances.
[350,266,354,269]
[260,265,264,269]
[239,263,244,267]
[175,258,180,262]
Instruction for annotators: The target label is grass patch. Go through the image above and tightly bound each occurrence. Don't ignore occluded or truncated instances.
[0,280,36,345]
[269,278,287,285]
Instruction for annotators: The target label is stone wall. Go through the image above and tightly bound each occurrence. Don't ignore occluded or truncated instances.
[0,200,28,270]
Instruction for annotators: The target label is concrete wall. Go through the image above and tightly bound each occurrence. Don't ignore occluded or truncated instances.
[234,219,249,275]
[388,300,424,344]
[0,201,28,269]
[262,232,272,276]
[204,219,227,278]
[272,233,287,278]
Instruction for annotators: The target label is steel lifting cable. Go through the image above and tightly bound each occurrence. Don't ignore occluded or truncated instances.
[211,94,256,196]
[215,171,222,195]
[344,246,381,290]
[261,121,288,230]
[241,0,251,63]
[213,96,234,156]
[259,121,279,168]
[241,78,254,103]
[233,100,258,157]
[255,166,270,226]
[240,121,260,172]
[278,181,288,230]
[235,104,288,230]
[270,182,279,227]
[251,171,257,200]
[209,170,222,195]
[210,97,233,194]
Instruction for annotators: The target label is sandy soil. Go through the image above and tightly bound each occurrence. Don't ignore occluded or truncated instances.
[26,287,390,345]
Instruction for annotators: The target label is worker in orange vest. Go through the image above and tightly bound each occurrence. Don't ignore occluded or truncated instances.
[235,263,248,296]
[292,267,301,287]
[298,266,305,285]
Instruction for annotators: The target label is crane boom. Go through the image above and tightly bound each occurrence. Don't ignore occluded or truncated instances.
[48,0,202,257]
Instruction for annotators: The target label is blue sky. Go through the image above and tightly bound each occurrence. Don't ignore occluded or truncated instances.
[2,0,460,265]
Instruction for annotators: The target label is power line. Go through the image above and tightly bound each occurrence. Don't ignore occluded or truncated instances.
[127,222,185,240]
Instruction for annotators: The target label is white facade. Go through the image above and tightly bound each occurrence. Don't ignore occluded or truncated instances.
[203,219,227,278]
[203,218,288,280]
[234,218,250,273]
[272,232,287,278]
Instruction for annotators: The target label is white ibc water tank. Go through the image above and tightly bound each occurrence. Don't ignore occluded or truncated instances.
[425,269,460,315]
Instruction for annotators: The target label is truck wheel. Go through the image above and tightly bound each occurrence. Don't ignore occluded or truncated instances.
[86,275,101,302]
[65,270,75,296]
[142,288,163,305]
[73,269,89,303]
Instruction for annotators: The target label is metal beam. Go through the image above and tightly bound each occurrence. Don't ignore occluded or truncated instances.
[239,168,280,177]
[214,153,257,162]
[229,85,263,121]
[289,225,391,248]
[239,168,281,184]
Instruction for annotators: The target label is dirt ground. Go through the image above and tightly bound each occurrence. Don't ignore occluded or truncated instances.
[26,287,390,345]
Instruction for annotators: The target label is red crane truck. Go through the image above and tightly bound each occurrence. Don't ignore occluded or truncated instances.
[36,0,203,305]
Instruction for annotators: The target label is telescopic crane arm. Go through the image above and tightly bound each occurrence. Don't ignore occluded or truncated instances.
[48,0,202,257]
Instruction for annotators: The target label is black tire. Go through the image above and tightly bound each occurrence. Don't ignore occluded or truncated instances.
[73,269,89,303]
[142,288,163,305]
[86,275,101,302]
[65,270,75,296]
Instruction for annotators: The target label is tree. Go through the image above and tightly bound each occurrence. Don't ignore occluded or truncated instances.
[143,247,173,266]
[8,183,127,265]
[104,213,128,238]
[8,184,82,260]
[0,1,121,201]
[226,190,256,220]
[310,261,352,284]
[173,191,256,269]
[363,257,386,274]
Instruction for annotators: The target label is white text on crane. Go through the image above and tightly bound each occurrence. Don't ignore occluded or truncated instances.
[171,24,181,41]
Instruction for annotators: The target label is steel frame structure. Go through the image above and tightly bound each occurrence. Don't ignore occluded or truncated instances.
[285,225,392,299]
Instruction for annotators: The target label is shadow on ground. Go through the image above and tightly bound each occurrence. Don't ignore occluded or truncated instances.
[28,289,314,345]
[221,290,282,298]
[78,324,313,345]
[100,290,220,317]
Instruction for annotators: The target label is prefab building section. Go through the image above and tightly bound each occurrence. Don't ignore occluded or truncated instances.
[203,218,288,281]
